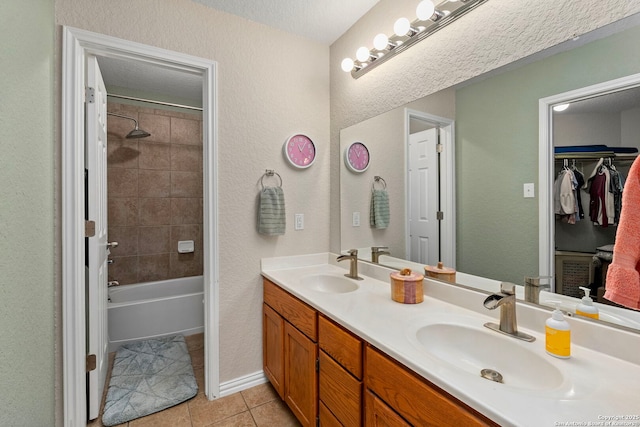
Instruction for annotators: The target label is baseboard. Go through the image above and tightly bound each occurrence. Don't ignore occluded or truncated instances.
[219,370,268,397]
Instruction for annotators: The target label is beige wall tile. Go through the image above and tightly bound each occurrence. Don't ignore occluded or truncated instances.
[138,141,171,170]
[107,110,139,140]
[107,226,138,257]
[138,254,170,282]
[139,198,171,226]
[171,144,201,171]
[171,171,202,198]
[171,198,203,225]
[107,168,138,198]
[139,112,170,143]
[108,198,139,226]
[138,226,170,255]
[171,117,201,145]
[170,252,203,278]
[108,255,138,285]
[107,139,140,169]
[139,170,171,198]
[170,224,203,252]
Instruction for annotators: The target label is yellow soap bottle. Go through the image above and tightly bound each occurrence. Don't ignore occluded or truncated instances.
[545,302,571,359]
[576,286,599,320]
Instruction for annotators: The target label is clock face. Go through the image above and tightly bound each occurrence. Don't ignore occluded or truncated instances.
[284,134,316,168]
[345,142,370,172]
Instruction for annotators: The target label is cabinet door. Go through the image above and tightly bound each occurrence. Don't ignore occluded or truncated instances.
[263,303,284,399]
[365,390,411,427]
[319,401,342,427]
[285,321,318,427]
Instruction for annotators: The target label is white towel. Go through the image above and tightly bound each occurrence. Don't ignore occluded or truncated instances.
[370,189,390,229]
[258,186,286,235]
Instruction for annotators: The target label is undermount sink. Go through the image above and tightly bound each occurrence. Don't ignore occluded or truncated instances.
[411,320,565,391]
[300,274,360,293]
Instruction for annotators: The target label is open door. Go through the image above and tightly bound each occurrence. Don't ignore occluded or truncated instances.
[408,127,439,265]
[86,55,109,420]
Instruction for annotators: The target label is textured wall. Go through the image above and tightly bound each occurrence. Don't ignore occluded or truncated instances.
[0,0,55,425]
[55,0,330,391]
[329,0,640,254]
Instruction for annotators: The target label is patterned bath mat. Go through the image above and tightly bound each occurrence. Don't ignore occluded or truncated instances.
[102,335,198,426]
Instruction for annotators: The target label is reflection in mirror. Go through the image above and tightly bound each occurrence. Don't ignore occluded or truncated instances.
[340,17,640,332]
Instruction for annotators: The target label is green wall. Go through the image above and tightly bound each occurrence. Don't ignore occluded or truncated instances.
[0,0,55,424]
[456,25,640,285]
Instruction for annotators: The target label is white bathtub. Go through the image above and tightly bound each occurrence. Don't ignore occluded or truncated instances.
[108,276,204,352]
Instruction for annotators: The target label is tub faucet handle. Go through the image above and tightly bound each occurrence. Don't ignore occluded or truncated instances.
[107,241,119,249]
[108,281,120,287]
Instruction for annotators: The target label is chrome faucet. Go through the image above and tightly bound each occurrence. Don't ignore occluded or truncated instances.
[337,249,363,280]
[483,282,535,342]
[371,246,390,263]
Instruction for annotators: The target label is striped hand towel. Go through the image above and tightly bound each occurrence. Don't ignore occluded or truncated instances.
[258,186,286,235]
[370,189,390,229]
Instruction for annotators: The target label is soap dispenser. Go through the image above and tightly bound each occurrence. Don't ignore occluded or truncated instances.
[545,302,571,359]
[576,286,599,320]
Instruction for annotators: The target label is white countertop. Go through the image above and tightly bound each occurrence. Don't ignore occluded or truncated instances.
[261,253,640,427]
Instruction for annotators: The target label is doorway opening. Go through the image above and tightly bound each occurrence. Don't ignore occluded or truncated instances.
[404,109,456,268]
[62,26,219,425]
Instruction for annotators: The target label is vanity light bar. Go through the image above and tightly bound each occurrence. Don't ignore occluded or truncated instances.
[343,0,489,79]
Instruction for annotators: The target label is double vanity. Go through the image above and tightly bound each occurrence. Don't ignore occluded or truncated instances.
[261,253,640,426]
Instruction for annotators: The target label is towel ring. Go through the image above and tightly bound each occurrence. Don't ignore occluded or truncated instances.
[261,169,282,189]
[372,176,387,190]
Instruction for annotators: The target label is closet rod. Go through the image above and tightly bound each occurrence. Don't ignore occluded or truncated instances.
[107,93,203,111]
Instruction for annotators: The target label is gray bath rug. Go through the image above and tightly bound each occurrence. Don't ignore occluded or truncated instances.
[102,335,198,426]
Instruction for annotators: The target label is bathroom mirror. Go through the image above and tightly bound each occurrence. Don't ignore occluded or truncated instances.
[340,16,640,331]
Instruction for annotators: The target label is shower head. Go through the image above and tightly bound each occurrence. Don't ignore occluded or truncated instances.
[107,112,151,139]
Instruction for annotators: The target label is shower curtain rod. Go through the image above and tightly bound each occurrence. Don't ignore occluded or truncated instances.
[107,93,203,111]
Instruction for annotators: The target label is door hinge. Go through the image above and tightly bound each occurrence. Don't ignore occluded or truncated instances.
[86,354,96,372]
[436,211,444,221]
[85,86,95,104]
[436,143,444,153]
[85,220,96,237]
[315,358,319,372]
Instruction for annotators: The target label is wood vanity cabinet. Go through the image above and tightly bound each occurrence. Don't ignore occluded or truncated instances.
[365,346,498,427]
[263,279,318,427]
[318,315,363,426]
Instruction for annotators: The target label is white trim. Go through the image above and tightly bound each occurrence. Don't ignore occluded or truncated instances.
[219,371,269,397]
[404,109,456,268]
[62,26,220,426]
[538,72,640,291]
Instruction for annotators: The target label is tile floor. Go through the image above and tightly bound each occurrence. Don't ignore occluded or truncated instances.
[88,334,300,427]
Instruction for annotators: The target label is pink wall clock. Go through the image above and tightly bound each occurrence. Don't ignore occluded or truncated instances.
[345,141,370,173]
[283,134,316,169]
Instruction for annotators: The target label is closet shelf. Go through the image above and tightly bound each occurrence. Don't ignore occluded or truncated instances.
[554,152,637,161]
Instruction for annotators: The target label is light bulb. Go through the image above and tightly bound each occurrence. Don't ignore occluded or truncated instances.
[341,57,354,72]
[373,33,389,51]
[416,0,435,20]
[356,46,371,62]
[553,103,570,112]
[394,17,411,36]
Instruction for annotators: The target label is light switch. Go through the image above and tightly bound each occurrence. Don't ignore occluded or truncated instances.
[524,183,535,198]
[295,213,304,230]
[352,212,360,227]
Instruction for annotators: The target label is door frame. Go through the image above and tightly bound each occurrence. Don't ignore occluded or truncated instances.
[404,109,456,268]
[538,72,640,291]
[62,26,219,425]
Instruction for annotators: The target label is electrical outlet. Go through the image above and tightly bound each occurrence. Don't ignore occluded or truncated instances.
[524,183,535,198]
[352,212,360,227]
[295,213,304,230]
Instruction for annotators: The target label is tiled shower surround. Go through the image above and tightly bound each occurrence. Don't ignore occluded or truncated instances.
[106,102,203,285]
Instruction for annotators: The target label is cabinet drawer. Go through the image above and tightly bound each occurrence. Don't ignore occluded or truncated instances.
[365,390,410,427]
[365,346,497,427]
[319,401,342,427]
[319,315,363,379]
[264,279,317,341]
[319,350,362,427]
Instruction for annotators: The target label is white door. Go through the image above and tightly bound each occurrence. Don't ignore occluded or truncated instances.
[408,128,439,265]
[86,55,109,420]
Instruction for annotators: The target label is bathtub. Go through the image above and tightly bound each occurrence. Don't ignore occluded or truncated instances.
[108,276,204,352]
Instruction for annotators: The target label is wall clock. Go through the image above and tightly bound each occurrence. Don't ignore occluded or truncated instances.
[344,141,370,173]
[283,134,316,169]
